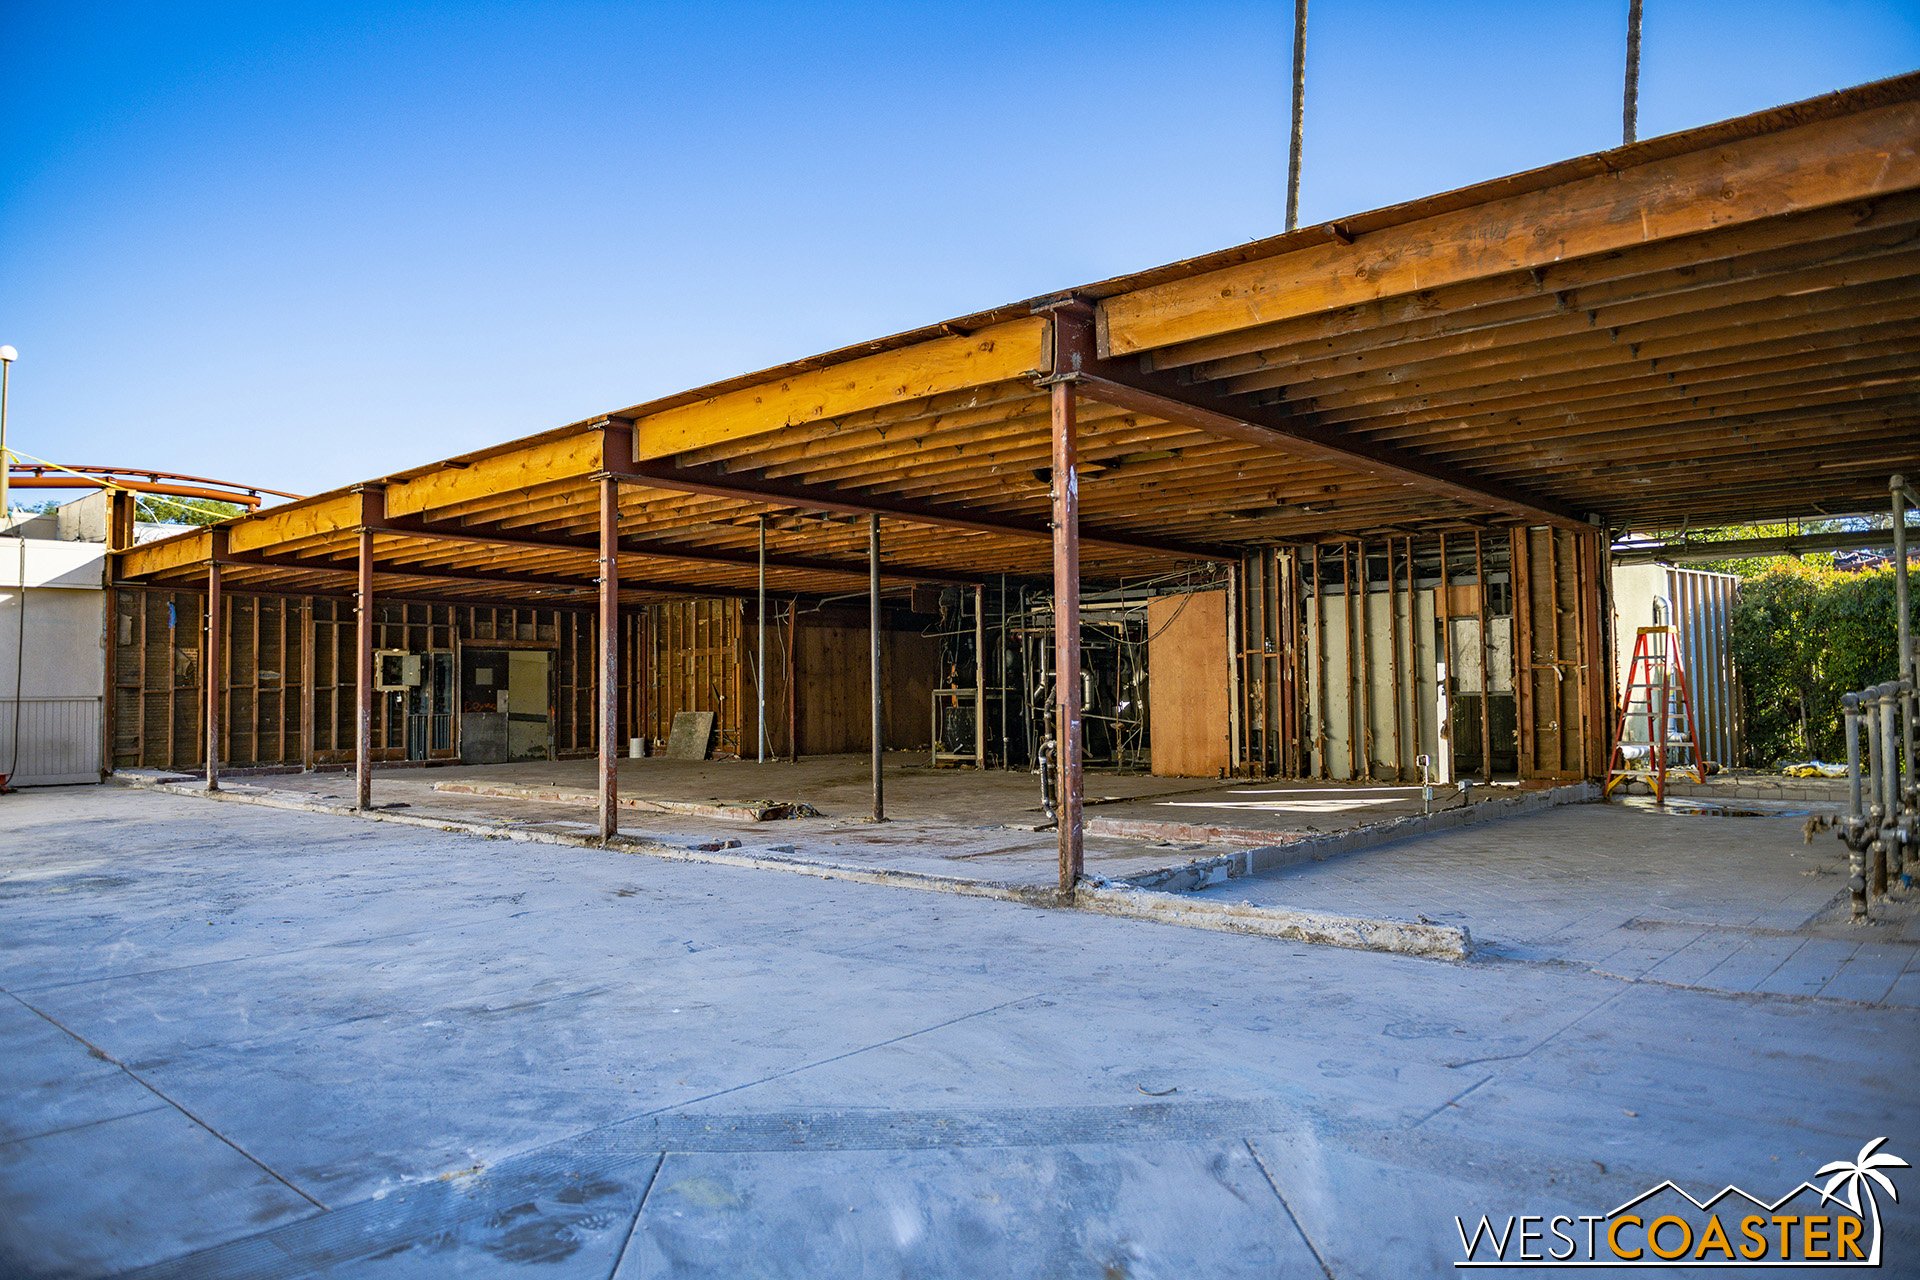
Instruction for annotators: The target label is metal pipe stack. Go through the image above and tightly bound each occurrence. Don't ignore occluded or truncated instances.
[1837,475,1920,920]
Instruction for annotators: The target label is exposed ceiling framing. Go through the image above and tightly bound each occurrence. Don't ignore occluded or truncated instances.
[115,73,1920,606]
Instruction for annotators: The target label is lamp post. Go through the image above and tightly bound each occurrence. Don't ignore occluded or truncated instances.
[0,345,16,523]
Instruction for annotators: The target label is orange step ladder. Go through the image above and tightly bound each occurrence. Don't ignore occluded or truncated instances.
[1605,625,1707,803]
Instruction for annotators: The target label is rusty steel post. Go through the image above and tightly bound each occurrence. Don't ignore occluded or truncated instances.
[869,514,885,821]
[787,596,800,762]
[354,523,374,811]
[205,553,222,791]
[757,514,767,764]
[598,476,620,843]
[1051,380,1084,895]
[974,583,987,769]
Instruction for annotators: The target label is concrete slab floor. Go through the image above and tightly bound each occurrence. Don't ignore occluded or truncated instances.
[137,755,1528,894]
[3,787,1917,1277]
[1206,799,1920,1004]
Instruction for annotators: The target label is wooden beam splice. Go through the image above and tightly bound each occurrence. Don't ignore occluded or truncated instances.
[601,419,1228,562]
[630,316,1051,461]
[1043,301,1589,530]
[1099,97,1920,357]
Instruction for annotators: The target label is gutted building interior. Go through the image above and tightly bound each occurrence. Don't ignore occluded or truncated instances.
[108,73,1920,890]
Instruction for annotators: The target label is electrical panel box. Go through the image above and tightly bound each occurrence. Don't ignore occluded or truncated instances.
[374,650,422,691]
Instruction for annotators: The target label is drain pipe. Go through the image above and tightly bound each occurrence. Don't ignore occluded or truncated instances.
[1842,693,1870,920]
[1038,734,1057,822]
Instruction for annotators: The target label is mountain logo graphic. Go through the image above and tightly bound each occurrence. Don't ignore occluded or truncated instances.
[1455,1138,1907,1268]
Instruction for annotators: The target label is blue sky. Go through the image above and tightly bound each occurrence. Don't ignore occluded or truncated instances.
[3,1,1917,498]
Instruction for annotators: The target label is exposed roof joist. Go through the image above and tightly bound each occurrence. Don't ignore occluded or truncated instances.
[603,420,1230,562]
[371,513,978,587]
[1041,300,1590,530]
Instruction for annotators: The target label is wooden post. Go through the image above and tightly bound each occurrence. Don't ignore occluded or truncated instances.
[205,538,223,792]
[1051,380,1083,895]
[869,514,885,821]
[598,476,620,842]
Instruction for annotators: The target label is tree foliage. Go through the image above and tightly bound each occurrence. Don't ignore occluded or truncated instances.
[135,496,242,526]
[1729,560,1913,766]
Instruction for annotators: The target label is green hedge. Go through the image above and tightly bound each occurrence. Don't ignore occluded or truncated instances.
[1728,561,1913,767]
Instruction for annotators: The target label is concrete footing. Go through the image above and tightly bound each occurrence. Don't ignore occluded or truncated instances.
[1074,883,1473,959]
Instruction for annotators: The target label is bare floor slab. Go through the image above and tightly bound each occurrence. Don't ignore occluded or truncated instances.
[3,787,1917,1277]
[122,755,1537,894]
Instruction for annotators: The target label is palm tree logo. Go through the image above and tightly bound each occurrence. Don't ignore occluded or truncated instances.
[1817,1137,1909,1262]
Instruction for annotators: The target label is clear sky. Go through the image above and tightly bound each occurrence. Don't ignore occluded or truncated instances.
[3,1,1917,499]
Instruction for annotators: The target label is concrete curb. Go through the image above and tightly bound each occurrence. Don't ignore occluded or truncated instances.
[1111,782,1598,893]
[430,779,796,822]
[1074,883,1472,960]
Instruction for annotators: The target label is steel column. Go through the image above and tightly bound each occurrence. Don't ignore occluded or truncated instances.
[205,557,222,791]
[1051,381,1084,894]
[757,515,768,764]
[598,476,620,842]
[354,525,373,811]
[869,514,885,821]
[974,583,987,769]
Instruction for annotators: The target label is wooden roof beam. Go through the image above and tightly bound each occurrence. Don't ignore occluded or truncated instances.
[370,512,979,587]
[1101,94,1920,356]
[598,419,1229,562]
[205,548,763,603]
[1039,300,1591,531]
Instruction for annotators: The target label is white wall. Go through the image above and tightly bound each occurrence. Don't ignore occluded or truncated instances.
[0,537,107,785]
[1306,585,1440,780]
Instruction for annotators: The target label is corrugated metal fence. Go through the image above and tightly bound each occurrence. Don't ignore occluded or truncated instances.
[1665,568,1742,769]
[0,696,104,786]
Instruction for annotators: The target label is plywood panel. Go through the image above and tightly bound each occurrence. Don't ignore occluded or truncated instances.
[1148,589,1230,778]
